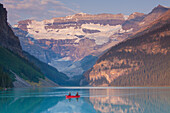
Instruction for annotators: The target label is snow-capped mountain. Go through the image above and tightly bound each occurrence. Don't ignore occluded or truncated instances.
[13,5,169,79]
[15,13,131,47]
[14,13,132,77]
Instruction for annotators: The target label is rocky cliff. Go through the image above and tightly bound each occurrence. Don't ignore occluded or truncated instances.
[84,9,170,86]
[0,4,22,55]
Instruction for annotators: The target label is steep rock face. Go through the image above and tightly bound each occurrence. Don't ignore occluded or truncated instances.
[0,4,22,55]
[84,9,170,86]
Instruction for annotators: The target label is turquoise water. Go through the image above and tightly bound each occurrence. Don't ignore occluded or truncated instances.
[0,87,170,113]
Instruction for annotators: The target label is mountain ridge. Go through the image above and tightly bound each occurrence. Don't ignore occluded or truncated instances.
[84,9,170,86]
[13,5,170,79]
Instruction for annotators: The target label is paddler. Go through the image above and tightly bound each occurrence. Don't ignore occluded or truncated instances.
[76,92,79,96]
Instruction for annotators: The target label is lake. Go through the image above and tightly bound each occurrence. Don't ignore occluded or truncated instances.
[0,87,170,113]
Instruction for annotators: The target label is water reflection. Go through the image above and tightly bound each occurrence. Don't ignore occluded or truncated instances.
[89,88,170,113]
[0,88,64,113]
[67,98,79,102]
[0,87,169,113]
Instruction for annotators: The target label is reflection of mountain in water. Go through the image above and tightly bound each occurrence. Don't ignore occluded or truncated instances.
[127,89,170,113]
[0,97,62,113]
[45,98,97,113]
[89,88,170,113]
[0,88,170,113]
[89,89,141,113]
[0,88,64,113]
[0,88,97,113]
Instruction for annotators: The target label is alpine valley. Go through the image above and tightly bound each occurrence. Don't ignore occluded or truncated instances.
[13,5,170,87]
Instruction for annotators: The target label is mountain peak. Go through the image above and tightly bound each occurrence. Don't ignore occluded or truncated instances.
[151,4,169,13]
[127,12,145,20]
[157,4,165,8]
[0,3,4,7]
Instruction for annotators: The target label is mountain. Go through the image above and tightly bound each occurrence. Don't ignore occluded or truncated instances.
[84,9,170,86]
[122,5,169,32]
[0,4,22,55]
[13,5,169,79]
[0,3,67,88]
[13,13,130,78]
[23,52,69,85]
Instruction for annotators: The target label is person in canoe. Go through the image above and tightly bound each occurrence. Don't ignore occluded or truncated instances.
[68,92,71,96]
[76,92,79,96]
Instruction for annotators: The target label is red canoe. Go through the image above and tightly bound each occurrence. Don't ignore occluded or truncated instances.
[66,95,80,99]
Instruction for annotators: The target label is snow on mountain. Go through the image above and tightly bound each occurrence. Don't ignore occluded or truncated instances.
[13,13,134,78]
[25,20,132,45]
[123,15,129,20]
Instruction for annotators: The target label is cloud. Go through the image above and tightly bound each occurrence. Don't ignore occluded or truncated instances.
[40,0,62,5]
[1,0,79,25]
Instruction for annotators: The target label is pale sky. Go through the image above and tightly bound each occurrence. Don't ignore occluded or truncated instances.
[0,0,170,25]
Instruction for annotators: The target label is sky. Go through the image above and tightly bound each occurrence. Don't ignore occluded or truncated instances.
[0,0,170,25]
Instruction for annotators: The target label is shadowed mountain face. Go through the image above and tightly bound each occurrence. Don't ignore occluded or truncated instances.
[0,3,44,88]
[84,9,170,86]
[13,5,169,79]
[0,4,22,55]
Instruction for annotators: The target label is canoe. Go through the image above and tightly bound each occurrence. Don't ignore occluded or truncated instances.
[66,95,80,99]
